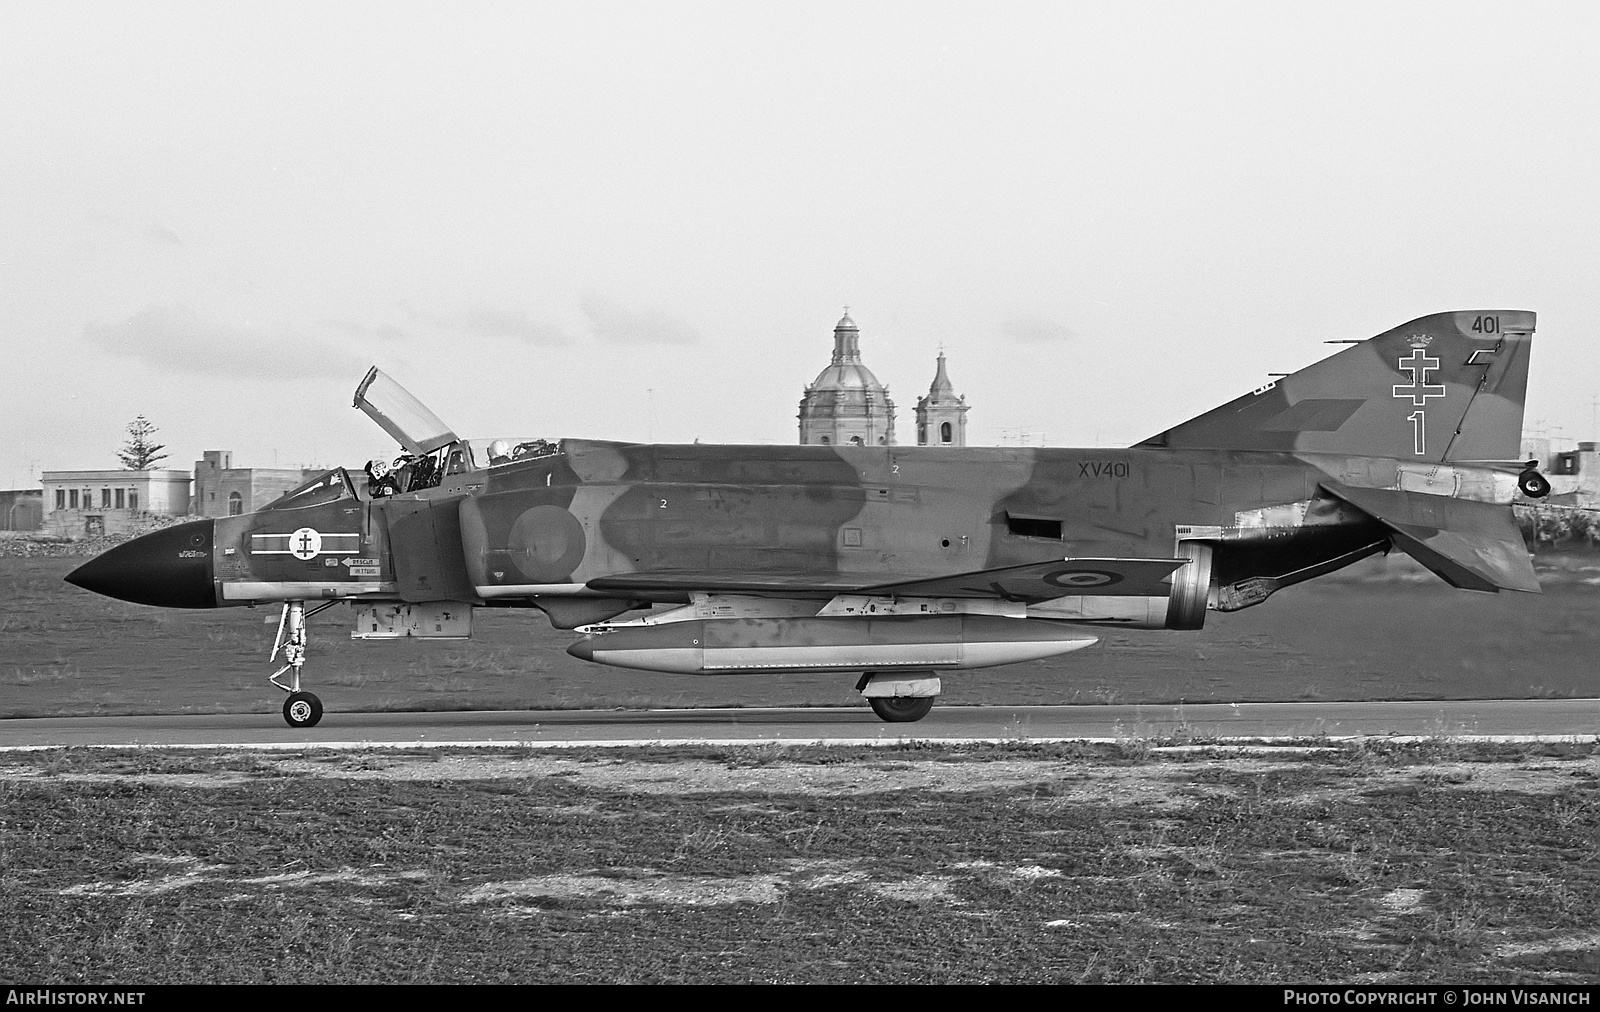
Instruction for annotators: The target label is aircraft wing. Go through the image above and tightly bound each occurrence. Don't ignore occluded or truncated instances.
[587,557,1187,602]
[1319,481,1540,593]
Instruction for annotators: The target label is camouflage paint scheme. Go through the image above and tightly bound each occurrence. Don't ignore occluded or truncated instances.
[66,311,1542,719]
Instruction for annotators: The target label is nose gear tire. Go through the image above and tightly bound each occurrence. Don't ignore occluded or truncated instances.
[283,691,323,728]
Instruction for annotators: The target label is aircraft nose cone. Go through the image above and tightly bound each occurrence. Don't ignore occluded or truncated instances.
[64,519,218,608]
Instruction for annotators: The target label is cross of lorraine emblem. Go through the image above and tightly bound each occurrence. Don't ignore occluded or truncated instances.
[288,527,323,560]
[1393,349,1445,405]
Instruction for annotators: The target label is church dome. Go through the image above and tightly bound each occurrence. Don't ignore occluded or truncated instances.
[798,311,896,446]
[808,360,887,393]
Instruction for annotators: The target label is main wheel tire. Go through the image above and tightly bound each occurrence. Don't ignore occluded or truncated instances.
[283,691,323,728]
[1518,470,1552,498]
[868,695,935,723]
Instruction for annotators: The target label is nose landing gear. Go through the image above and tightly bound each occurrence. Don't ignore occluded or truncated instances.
[269,601,338,727]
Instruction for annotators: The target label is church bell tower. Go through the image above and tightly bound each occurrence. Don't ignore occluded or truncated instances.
[914,350,968,447]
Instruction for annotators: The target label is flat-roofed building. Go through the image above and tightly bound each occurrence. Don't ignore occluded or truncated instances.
[41,469,192,538]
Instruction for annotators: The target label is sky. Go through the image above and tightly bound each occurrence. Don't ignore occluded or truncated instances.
[3,1,1599,486]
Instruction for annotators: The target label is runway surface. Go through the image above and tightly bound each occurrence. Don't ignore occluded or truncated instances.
[1,699,1596,749]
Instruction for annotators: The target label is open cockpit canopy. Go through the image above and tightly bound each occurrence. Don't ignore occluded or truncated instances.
[353,367,460,455]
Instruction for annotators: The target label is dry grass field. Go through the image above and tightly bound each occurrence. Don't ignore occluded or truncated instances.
[1,740,1596,984]
[1,553,1597,719]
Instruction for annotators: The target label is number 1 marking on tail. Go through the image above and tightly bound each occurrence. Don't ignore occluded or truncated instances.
[1407,410,1426,455]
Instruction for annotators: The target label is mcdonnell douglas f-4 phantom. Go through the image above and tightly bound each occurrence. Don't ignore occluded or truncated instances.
[67,310,1549,727]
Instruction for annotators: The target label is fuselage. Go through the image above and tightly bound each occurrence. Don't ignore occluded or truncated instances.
[67,439,1434,625]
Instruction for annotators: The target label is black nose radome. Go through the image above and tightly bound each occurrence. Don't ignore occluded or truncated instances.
[65,520,218,608]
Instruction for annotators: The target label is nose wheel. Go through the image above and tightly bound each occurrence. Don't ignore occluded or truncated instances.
[283,691,323,728]
[269,601,337,728]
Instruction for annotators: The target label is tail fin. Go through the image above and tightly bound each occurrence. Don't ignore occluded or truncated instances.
[1138,311,1534,462]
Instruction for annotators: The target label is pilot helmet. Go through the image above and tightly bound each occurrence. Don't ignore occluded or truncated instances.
[368,459,390,479]
[488,439,510,459]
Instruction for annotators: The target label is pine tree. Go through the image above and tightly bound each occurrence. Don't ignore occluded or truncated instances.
[117,415,168,470]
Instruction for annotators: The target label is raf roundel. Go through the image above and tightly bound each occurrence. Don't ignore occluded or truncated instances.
[288,528,324,560]
[1043,569,1121,589]
[507,506,587,583]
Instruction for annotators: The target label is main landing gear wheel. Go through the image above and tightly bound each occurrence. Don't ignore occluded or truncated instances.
[283,691,323,728]
[869,696,936,723]
[1518,470,1553,499]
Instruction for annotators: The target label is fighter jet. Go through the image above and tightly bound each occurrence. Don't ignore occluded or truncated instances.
[66,310,1548,727]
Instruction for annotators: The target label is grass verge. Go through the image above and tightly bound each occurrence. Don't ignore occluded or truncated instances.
[2,740,1596,983]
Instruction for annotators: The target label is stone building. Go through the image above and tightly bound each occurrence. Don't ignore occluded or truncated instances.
[191,450,322,518]
[914,350,968,447]
[797,312,897,446]
[0,489,43,531]
[40,469,191,538]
